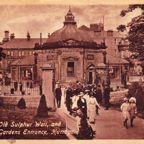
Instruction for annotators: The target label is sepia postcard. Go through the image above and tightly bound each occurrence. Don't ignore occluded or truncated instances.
[0,0,144,144]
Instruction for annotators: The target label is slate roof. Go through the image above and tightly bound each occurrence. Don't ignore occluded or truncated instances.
[2,38,47,49]
[106,54,129,64]
[78,25,91,31]
[11,55,35,66]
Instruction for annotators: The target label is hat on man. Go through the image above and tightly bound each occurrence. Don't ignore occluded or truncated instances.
[79,92,84,97]
[123,97,129,102]
[85,89,90,92]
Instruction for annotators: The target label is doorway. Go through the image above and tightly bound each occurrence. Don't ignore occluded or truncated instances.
[89,72,92,84]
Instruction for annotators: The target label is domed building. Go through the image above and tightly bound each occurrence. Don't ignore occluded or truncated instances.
[35,9,107,85]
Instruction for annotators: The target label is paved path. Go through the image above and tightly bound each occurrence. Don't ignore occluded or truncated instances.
[91,107,144,139]
[57,95,144,139]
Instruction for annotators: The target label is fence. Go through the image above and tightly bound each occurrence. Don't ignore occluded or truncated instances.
[0,81,42,96]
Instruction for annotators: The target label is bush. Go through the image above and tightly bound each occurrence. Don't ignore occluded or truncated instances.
[128,82,144,111]
[18,97,26,109]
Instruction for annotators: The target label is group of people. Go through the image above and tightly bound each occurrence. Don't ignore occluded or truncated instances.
[120,97,137,129]
[55,81,111,124]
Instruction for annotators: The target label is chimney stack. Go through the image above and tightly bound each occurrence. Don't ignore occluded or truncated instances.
[40,33,42,46]
[2,31,9,42]
[27,31,30,41]
[10,33,15,39]
[48,33,50,38]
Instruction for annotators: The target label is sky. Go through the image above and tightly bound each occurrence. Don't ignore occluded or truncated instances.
[0,4,142,41]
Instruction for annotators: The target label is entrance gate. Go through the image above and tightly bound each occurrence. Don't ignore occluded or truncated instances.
[41,64,55,109]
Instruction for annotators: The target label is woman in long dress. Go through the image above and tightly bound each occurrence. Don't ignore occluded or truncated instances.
[89,93,100,124]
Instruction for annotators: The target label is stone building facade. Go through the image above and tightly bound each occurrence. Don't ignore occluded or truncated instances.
[35,9,107,85]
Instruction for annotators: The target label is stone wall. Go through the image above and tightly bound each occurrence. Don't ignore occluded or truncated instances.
[0,96,41,108]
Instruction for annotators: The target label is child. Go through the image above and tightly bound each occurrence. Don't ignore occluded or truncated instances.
[129,97,137,127]
[120,97,130,129]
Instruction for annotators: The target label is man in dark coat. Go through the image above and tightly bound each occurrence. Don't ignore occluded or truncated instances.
[77,92,87,118]
[95,85,102,114]
[66,86,73,113]
[55,85,62,108]
[104,85,110,110]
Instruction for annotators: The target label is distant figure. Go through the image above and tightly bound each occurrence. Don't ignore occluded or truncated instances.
[129,97,137,127]
[77,92,87,118]
[95,85,102,115]
[11,88,14,95]
[77,82,83,93]
[17,97,26,109]
[37,94,48,118]
[55,85,62,108]
[120,97,130,129]
[89,92,100,124]
[115,86,120,91]
[26,81,29,88]
[104,85,110,110]
[14,81,18,91]
[20,82,23,91]
[77,110,96,139]
[66,86,73,113]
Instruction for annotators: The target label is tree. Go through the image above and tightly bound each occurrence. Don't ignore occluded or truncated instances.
[117,4,144,60]
[0,47,6,61]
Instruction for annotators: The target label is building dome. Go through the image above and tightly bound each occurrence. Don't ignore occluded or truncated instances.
[42,9,104,49]
[46,9,93,43]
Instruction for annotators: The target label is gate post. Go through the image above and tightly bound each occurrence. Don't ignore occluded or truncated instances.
[41,64,55,109]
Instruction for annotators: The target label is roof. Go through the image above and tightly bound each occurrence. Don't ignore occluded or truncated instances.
[78,25,90,31]
[11,55,35,66]
[106,54,129,64]
[46,9,94,44]
[2,38,47,49]
[46,25,94,43]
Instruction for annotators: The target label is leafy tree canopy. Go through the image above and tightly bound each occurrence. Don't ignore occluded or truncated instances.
[0,47,6,61]
[117,4,144,60]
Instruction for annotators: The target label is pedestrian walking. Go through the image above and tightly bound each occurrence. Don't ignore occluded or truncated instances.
[66,86,73,114]
[103,85,110,110]
[77,92,87,118]
[20,82,23,91]
[120,97,130,129]
[83,90,90,119]
[95,85,102,115]
[129,97,137,127]
[55,85,62,108]
[89,92,100,124]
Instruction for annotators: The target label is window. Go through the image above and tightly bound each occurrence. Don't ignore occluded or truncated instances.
[7,51,10,56]
[22,51,24,56]
[94,31,101,37]
[11,51,13,56]
[7,60,10,65]
[67,62,74,77]
[114,39,116,45]
[18,51,21,56]
[29,51,32,55]
[87,54,94,60]
[107,31,113,36]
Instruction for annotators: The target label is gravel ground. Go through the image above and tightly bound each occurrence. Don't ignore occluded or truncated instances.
[0,106,68,139]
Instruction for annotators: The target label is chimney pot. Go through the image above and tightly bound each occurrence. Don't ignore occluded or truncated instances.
[2,31,9,42]
[10,33,15,39]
